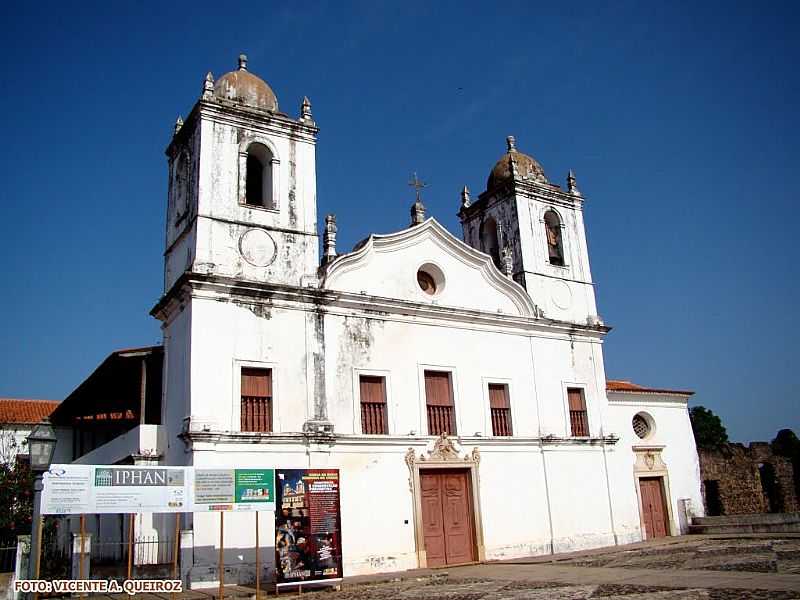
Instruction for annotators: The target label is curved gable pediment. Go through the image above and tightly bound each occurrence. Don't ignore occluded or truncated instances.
[322,219,537,317]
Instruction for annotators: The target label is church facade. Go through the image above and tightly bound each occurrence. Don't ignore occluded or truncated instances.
[54,55,704,585]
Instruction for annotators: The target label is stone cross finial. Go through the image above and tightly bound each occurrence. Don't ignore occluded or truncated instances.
[323,214,337,264]
[238,54,248,71]
[502,245,514,278]
[408,172,427,202]
[506,135,517,152]
[567,170,581,196]
[173,116,184,136]
[202,72,214,99]
[460,185,471,208]
[300,96,313,121]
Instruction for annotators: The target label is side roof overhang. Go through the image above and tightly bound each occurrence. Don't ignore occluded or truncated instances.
[50,346,164,426]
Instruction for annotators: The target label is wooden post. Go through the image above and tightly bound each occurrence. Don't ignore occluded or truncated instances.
[218,512,224,600]
[33,515,43,600]
[79,515,86,581]
[255,512,260,600]
[127,514,134,579]
[172,513,181,599]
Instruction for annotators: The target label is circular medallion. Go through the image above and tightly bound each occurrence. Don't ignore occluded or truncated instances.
[239,228,277,267]
[550,280,572,310]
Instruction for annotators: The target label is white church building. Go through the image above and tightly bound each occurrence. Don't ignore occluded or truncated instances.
[51,55,703,583]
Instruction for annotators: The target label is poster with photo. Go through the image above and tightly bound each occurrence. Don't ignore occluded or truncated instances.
[274,469,342,586]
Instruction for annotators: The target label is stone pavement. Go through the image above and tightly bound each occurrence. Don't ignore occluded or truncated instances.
[44,535,800,599]
[315,535,800,598]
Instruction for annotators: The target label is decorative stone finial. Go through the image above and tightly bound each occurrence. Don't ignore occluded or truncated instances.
[567,170,581,196]
[410,200,426,226]
[202,72,214,99]
[173,116,184,136]
[506,135,517,152]
[408,173,427,226]
[502,245,514,278]
[509,152,519,178]
[460,185,471,208]
[300,96,313,121]
[322,214,337,265]
[238,54,248,71]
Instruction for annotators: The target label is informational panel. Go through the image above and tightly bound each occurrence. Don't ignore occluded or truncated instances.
[192,468,275,512]
[42,465,190,515]
[275,469,342,586]
[41,465,275,514]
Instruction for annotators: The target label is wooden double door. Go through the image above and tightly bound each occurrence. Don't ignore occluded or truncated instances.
[420,469,476,567]
[639,477,669,539]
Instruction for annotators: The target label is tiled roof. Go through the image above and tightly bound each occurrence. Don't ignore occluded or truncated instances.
[606,380,694,396]
[0,398,60,424]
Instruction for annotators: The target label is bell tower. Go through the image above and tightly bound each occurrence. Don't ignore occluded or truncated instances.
[459,136,601,325]
[163,54,319,293]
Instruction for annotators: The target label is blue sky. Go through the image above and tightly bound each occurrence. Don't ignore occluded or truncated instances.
[1,1,797,442]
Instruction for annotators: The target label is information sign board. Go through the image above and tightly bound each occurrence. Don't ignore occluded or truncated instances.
[42,465,189,514]
[41,465,276,514]
[275,469,342,586]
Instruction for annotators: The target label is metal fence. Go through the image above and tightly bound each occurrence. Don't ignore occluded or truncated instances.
[92,536,176,566]
[0,543,16,573]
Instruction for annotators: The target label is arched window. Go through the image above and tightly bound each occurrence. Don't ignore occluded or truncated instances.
[481,216,501,268]
[245,143,274,209]
[544,210,564,266]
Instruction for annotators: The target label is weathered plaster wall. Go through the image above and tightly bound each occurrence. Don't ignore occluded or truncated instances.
[461,188,599,325]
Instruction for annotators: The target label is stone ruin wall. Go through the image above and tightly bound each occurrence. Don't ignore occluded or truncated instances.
[699,442,798,515]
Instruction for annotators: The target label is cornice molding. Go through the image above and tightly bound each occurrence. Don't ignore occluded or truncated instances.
[462,179,584,221]
[150,273,611,339]
[180,430,619,449]
[165,98,318,155]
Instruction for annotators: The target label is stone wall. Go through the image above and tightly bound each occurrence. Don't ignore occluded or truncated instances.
[699,443,799,516]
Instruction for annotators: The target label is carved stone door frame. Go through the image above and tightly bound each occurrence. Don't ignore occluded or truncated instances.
[633,445,677,537]
[405,434,485,567]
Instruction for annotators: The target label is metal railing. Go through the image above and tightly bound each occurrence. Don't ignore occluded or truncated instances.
[0,544,16,573]
[570,409,589,437]
[490,407,513,436]
[361,401,387,434]
[92,536,176,566]
[427,405,456,436]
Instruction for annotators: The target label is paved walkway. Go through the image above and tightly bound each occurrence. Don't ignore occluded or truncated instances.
[41,534,800,599]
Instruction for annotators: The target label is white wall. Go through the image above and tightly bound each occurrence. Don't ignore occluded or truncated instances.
[607,392,705,533]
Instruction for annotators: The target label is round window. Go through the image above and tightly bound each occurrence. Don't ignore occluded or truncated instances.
[632,413,652,439]
[416,263,445,297]
[417,270,436,295]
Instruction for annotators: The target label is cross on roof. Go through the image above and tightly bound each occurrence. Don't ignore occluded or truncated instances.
[408,172,428,201]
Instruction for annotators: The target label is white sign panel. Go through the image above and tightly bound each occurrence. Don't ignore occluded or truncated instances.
[41,464,276,514]
[42,465,190,515]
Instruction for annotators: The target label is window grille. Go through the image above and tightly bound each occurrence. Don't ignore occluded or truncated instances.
[359,375,388,434]
[241,367,272,432]
[488,383,512,436]
[425,371,456,435]
[568,387,588,437]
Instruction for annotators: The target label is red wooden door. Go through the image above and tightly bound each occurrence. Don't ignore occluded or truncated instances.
[420,470,475,566]
[420,472,446,566]
[639,477,669,539]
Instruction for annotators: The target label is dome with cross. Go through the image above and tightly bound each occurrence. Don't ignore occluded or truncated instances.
[487,136,547,190]
[213,54,279,112]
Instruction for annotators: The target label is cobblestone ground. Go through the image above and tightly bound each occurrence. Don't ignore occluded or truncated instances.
[317,577,800,600]
[308,539,800,600]
[559,538,800,574]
